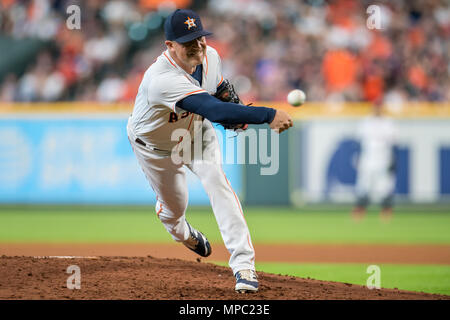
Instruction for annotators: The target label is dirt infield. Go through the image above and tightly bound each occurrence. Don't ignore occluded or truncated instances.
[0,255,448,300]
[1,243,449,299]
[2,243,450,264]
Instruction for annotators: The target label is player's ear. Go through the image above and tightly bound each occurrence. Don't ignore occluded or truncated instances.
[165,40,174,49]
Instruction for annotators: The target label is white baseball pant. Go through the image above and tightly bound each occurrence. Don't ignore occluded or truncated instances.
[355,162,395,203]
[127,118,255,274]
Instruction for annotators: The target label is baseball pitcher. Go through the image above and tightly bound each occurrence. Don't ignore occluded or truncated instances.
[127,9,292,293]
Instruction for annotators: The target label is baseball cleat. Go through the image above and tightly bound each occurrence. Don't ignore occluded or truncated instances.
[380,208,393,223]
[235,269,258,293]
[351,206,366,222]
[182,221,212,257]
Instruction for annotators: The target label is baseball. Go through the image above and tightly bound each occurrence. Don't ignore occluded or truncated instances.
[287,89,306,107]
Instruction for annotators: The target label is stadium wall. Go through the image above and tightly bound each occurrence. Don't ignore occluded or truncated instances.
[0,102,449,205]
[289,118,450,205]
[0,112,241,204]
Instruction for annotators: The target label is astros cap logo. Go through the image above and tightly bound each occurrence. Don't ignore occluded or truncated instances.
[164,9,212,43]
[184,17,196,29]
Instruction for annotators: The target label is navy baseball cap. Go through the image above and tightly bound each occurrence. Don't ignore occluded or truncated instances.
[164,9,212,43]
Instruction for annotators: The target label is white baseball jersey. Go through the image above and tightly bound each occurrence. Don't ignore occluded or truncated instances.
[127,45,256,275]
[128,45,224,151]
[358,115,396,170]
[355,115,397,200]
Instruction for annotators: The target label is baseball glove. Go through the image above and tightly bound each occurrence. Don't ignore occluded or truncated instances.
[213,79,249,131]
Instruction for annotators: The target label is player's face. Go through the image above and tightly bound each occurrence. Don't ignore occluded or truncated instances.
[182,36,206,64]
[175,36,207,67]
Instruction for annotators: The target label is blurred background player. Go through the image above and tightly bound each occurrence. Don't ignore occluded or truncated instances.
[352,100,397,222]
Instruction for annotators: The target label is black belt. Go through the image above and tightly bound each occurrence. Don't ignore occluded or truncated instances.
[135,138,167,152]
[135,137,146,147]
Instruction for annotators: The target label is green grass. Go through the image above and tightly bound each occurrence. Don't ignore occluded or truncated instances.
[1,205,449,296]
[259,263,450,296]
[0,206,449,244]
[213,261,450,295]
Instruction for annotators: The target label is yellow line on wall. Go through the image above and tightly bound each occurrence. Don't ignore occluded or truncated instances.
[1,102,449,119]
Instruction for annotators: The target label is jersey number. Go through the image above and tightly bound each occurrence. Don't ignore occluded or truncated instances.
[169,111,192,123]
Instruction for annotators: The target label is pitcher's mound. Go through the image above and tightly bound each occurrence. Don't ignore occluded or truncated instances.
[0,256,447,300]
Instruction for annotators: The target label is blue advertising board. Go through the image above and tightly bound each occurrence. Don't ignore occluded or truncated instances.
[291,119,450,204]
[0,116,242,204]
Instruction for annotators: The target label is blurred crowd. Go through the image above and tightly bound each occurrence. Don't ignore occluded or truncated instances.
[0,0,449,105]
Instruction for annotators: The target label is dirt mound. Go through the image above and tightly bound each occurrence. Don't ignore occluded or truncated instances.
[0,256,447,300]
[3,243,450,264]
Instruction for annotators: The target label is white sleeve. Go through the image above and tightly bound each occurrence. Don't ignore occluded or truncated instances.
[148,74,207,111]
[215,54,224,88]
[205,46,224,89]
